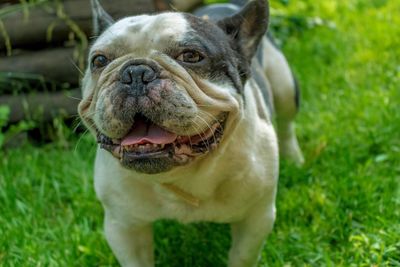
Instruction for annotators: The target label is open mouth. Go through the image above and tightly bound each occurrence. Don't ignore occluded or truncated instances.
[97,114,226,171]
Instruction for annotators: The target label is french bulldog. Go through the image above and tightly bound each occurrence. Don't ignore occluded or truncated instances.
[78,0,304,266]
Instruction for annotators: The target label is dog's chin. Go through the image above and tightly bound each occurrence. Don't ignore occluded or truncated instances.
[120,144,178,173]
[122,157,175,174]
[96,114,227,174]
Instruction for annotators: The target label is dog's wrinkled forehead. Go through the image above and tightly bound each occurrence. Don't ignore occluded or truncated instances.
[92,13,188,52]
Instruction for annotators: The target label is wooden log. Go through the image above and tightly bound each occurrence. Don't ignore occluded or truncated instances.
[0,88,81,123]
[0,0,156,52]
[0,47,82,85]
[0,1,20,8]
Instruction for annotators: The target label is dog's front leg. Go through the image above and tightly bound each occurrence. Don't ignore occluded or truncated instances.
[228,203,276,267]
[104,214,154,267]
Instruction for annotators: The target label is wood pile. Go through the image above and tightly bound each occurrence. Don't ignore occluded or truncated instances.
[0,0,164,123]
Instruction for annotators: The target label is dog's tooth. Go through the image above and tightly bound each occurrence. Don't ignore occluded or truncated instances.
[112,146,121,158]
[112,139,119,144]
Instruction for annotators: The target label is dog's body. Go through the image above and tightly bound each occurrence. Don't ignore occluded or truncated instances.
[79,0,303,266]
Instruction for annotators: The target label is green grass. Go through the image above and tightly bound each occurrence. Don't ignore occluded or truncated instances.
[1,0,400,266]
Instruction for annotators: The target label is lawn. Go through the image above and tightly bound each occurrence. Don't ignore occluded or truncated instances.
[1,0,399,266]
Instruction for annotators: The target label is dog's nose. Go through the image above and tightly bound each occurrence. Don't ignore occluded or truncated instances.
[120,64,157,94]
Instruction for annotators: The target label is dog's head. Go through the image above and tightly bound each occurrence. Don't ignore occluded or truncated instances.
[78,0,269,174]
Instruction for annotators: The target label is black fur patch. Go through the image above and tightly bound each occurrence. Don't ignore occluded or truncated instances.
[182,13,244,93]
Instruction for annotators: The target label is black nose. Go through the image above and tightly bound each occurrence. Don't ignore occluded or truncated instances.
[120,64,157,94]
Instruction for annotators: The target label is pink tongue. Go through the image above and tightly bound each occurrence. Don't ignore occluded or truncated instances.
[121,119,177,146]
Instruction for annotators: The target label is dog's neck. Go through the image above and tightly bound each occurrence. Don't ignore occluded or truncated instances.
[161,183,200,207]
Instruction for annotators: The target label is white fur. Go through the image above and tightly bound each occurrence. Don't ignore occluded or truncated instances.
[84,11,294,267]
[94,79,278,267]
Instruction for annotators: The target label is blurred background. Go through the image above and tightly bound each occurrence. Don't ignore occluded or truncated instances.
[0,0,399,266]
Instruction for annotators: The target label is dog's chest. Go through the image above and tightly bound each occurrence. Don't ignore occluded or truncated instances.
[152,183,260,223]
[101,177,260,224]
[94,156,266,224]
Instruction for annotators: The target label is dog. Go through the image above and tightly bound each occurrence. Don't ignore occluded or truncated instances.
[78,0,304,266]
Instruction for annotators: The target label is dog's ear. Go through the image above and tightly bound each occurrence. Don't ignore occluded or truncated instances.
[91,0,115,35]
[217,0,269,61]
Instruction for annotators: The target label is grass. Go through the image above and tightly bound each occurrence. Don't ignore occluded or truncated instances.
[1,0,400,266]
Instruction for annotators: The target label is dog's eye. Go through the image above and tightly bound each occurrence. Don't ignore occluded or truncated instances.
[91,55,109,69]
[176,51,204,64]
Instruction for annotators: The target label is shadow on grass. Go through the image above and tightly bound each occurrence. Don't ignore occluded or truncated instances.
[154,221,231,267]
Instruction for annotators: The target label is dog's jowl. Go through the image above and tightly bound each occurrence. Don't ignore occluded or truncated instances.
[78,0,303,266]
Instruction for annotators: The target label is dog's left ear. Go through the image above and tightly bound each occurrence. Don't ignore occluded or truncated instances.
[91,0,115,35]
[217,0,269,61]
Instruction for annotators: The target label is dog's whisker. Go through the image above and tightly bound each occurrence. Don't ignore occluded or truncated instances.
[197,110,224,135]
[72,119,84,133]
[67,95,83,101]
[70,59,84,76]
[188,123,202,151]
[73,128,98,155]
[193,116,211,148]
[73,118,96,134]
[74,128,89,152]
[196,110,226,133]
[201,116,216,149]
[192,116,212,151]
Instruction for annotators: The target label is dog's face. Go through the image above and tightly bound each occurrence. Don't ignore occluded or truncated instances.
[79,0,269,174]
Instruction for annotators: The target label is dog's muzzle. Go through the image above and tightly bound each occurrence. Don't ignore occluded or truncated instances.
[94,59,229,174]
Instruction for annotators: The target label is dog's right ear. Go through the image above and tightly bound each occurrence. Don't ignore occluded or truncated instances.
[91,0,115,36]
